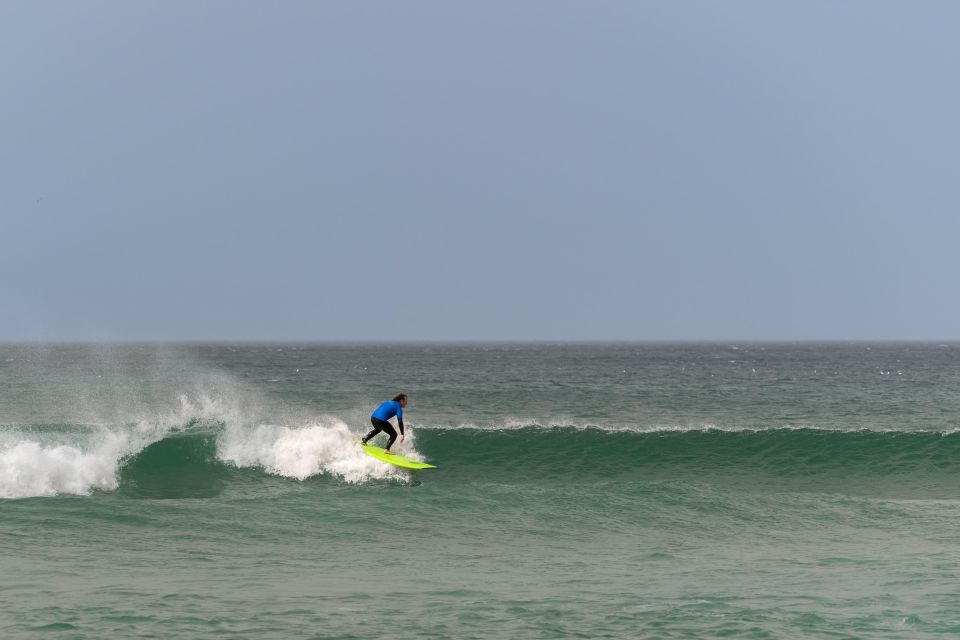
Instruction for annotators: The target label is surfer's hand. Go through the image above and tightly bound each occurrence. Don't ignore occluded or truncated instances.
[400,435,405,443]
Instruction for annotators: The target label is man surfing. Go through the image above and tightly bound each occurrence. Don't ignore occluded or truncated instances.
[361,393,407,454]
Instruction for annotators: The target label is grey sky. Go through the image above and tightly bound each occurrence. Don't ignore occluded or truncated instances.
[3,2,958,341]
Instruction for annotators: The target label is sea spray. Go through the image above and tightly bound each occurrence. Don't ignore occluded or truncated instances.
[216,418,410,483]
[0,432,125,498]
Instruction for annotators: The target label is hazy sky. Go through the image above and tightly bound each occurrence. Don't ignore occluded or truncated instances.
[3,2,958,341]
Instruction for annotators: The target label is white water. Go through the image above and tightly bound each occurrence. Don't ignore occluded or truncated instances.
[217,418,409,483]
[0,389,425,498]
[0,434,125,499]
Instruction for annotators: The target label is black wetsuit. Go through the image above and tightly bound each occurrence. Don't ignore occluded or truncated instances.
[362,400,405,450]
[362,417,402,451]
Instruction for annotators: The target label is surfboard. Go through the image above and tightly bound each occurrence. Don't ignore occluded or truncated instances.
[360,443,436,469]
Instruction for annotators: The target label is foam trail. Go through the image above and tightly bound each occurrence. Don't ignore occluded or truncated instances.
[217,418,417,483]
[0,387,262,499]
[0,431,128,498]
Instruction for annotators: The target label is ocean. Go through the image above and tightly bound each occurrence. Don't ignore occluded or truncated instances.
[3,343,960,639]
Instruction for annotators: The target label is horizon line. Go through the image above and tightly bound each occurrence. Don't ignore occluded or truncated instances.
[2,339,960,346]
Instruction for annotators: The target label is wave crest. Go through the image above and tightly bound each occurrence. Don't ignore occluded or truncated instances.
[0,432,127,498]
[217,419,407,483]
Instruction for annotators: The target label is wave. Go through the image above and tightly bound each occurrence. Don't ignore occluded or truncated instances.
[0,433,125,498]
[215,419,410,484]
[0,409,420,499]
[413,426,960,500]
[422,425,960,472]
[6,421,960,499]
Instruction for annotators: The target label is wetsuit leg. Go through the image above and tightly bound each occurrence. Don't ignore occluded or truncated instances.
[363,417,396,446]
[381,422,398,450]
[362,417,384,443]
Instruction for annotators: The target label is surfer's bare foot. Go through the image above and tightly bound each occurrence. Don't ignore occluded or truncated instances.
[383,450,392,455]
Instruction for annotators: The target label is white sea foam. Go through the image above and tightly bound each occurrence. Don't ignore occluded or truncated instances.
[412,419,897,434]
[216,417,416,483]
[0,386,429,497]
[0,385,266,499]
[0,345,405,497]
[0,430,128,499]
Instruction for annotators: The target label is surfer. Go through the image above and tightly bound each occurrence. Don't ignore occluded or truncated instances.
[361,393,407,454]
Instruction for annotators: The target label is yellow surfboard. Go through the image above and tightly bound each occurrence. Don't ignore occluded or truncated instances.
[360,443,436,469]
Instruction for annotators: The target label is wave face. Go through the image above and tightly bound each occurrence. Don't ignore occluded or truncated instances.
[0,420,414,500]
[418,426,960,491]
[6,423,959,500]
[4,341,960,499]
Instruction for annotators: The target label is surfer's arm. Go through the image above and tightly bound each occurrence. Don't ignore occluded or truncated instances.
[397,417,405,436]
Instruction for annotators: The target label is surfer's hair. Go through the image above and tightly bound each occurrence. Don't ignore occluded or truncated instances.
[393,393,407,403]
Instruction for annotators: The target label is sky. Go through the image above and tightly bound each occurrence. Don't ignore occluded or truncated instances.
[2,1,959,342]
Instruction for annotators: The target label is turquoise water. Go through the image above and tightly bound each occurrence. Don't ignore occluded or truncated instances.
[3,344,960,638]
